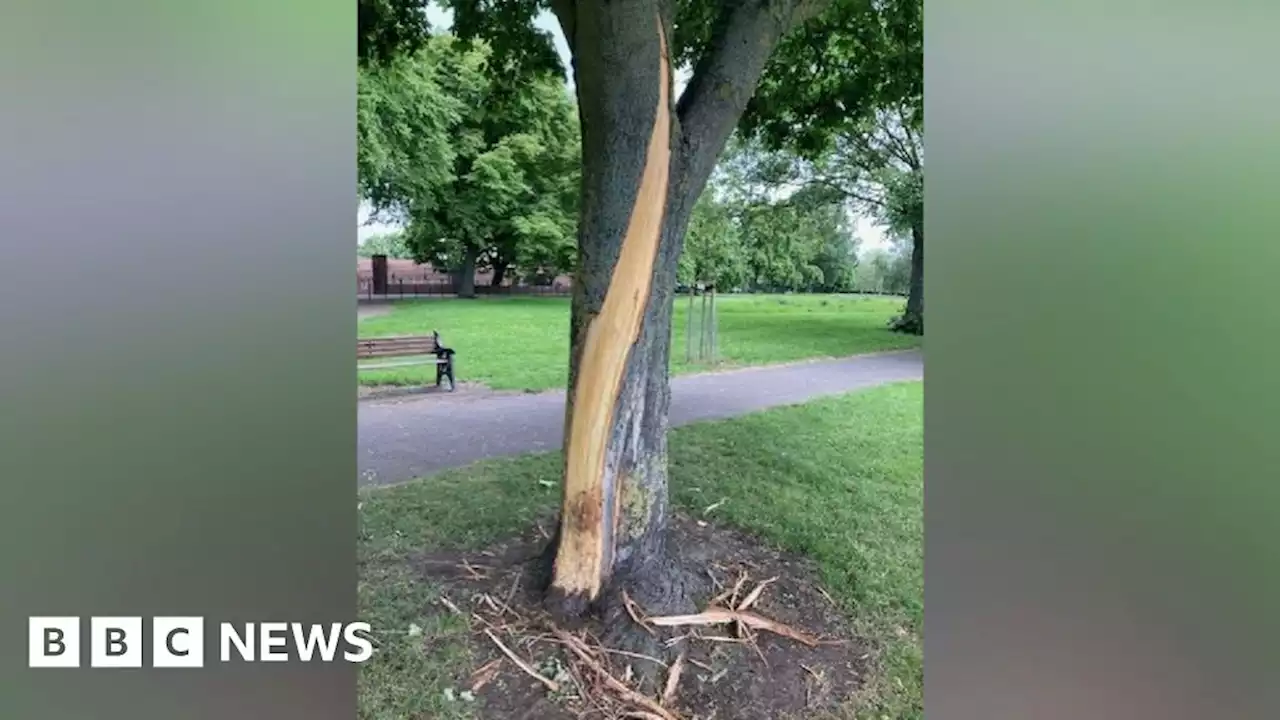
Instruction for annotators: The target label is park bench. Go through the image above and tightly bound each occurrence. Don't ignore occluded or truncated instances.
[356,331,456,390]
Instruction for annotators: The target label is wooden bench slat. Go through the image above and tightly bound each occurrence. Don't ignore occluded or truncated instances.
[358,338,439,345]
[360,334,441,342]
[358,350,442,359]
[357,332,443,359]
[357,341,439,349]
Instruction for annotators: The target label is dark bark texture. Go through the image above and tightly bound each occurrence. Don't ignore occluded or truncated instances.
[454,246,477,298]
[891,222,923,334]
[490,257,508,287]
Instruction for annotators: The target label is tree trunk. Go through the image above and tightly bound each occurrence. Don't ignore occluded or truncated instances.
[454,246,477,299]
[491,257,508,287]
[542,0,820,657]
[891,222,924,334]
[546,9,686,626]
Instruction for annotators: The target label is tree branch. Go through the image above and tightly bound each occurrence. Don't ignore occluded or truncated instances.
[671,0,831,211]
[549,0,576,55]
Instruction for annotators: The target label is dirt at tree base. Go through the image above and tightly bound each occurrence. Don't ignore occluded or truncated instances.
[412,514,871,720]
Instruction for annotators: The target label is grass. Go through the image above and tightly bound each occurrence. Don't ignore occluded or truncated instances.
[358,381,923,719]
[357,294,920,391]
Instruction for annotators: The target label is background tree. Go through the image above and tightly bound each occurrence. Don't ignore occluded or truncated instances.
[357,231,414,259]
[358,34,580,296]
[743,0,923,331]
[357,37,467,235]
[405,58,580,296]
[677,194,748,290]
[688,137,859,293]
[362,0,922,664]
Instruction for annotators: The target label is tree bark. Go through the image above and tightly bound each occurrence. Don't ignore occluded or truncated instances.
[547,6,682,623]
[491,257,508,287]
[892,221,924,334]
[454,246,477,298]
[544,0,826,635]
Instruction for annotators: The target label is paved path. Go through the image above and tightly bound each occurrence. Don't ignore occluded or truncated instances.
[358,350,923,487]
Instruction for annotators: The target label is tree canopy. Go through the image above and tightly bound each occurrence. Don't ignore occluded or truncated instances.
[679,138,862,292]
[357,33,580,292]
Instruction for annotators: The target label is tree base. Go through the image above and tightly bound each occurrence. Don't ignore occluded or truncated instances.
[413,513,873,720]
[537,532,709,693]
[889,310,923,335]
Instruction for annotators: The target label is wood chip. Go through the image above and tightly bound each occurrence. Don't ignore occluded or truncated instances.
[705,568,722,591]
[662,652,685,707]
[469,658,503,693]
[601,647,668,668]
[553,629,681,720]
[648,608,820,647]
[484,629,560,693]
[709,572,747,607]
[622,589,654,635]
[502,570,522,607]
[736,576,779,611]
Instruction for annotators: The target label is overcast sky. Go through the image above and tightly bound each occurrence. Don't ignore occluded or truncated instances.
[359,4,890,251]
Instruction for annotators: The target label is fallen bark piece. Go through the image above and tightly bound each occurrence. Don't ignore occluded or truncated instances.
[483,629,560,693]
[622,589,655,635]
[709,572,748,608]
[736,576,779,611]
[552,629,681,720]
[469,658,503,693]
[662,652,685,707]
[648,608,820,647]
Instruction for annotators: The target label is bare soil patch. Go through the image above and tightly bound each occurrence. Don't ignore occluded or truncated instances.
[412,514,869,720]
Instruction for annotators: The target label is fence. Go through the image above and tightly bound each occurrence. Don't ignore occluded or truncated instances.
[357,274,572,300]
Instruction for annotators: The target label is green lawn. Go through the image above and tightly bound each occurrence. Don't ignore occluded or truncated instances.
[357,294,920,391]
[358,381,923,719]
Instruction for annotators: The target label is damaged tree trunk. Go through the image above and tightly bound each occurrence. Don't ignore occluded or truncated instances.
[543,0,826,638]
[546,11,683,622]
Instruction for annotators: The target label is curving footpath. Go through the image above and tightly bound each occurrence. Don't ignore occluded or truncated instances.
[358,350,923,487]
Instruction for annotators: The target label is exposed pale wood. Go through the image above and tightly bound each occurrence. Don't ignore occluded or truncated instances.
[553,17,672,601]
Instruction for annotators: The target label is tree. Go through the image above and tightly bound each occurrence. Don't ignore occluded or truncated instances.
[404,53,580,296]
[689,138,859,293]
[358,231,414,259]
[677,194,748,290]
[743,0,923,331]
[357,37,466,234]
[362,0,922,661]
[358,34,580,296]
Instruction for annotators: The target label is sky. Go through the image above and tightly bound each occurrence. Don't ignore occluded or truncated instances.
[358,4,890,252]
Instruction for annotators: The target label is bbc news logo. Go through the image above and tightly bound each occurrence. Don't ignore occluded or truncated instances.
[29,617,374,668]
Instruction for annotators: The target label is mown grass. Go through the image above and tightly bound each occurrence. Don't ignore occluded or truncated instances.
[358,381,923,719]
[357,294,919,391]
